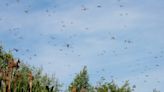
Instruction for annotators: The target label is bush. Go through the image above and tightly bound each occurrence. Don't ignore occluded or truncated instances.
[0,46,61,92]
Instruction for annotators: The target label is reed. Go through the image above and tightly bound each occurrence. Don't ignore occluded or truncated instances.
[28,71,33,92]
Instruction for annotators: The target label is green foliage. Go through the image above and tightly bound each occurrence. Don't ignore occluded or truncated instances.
[0,46,61,92]
[96,80,132,92]
[69,67,132,92]
[0,45,141,92]
[31,67,61,92]
[69,66,91,92]
[0,46,13,68]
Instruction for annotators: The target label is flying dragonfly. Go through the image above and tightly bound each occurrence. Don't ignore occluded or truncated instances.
[97,4,102,8]
[12,48,19,52]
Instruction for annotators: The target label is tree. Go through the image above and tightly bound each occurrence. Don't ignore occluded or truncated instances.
[69,66,133,92]
[96,80,132,92]
[69,66,92,92]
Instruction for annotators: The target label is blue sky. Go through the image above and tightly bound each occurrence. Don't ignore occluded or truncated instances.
[0,0,164,92]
